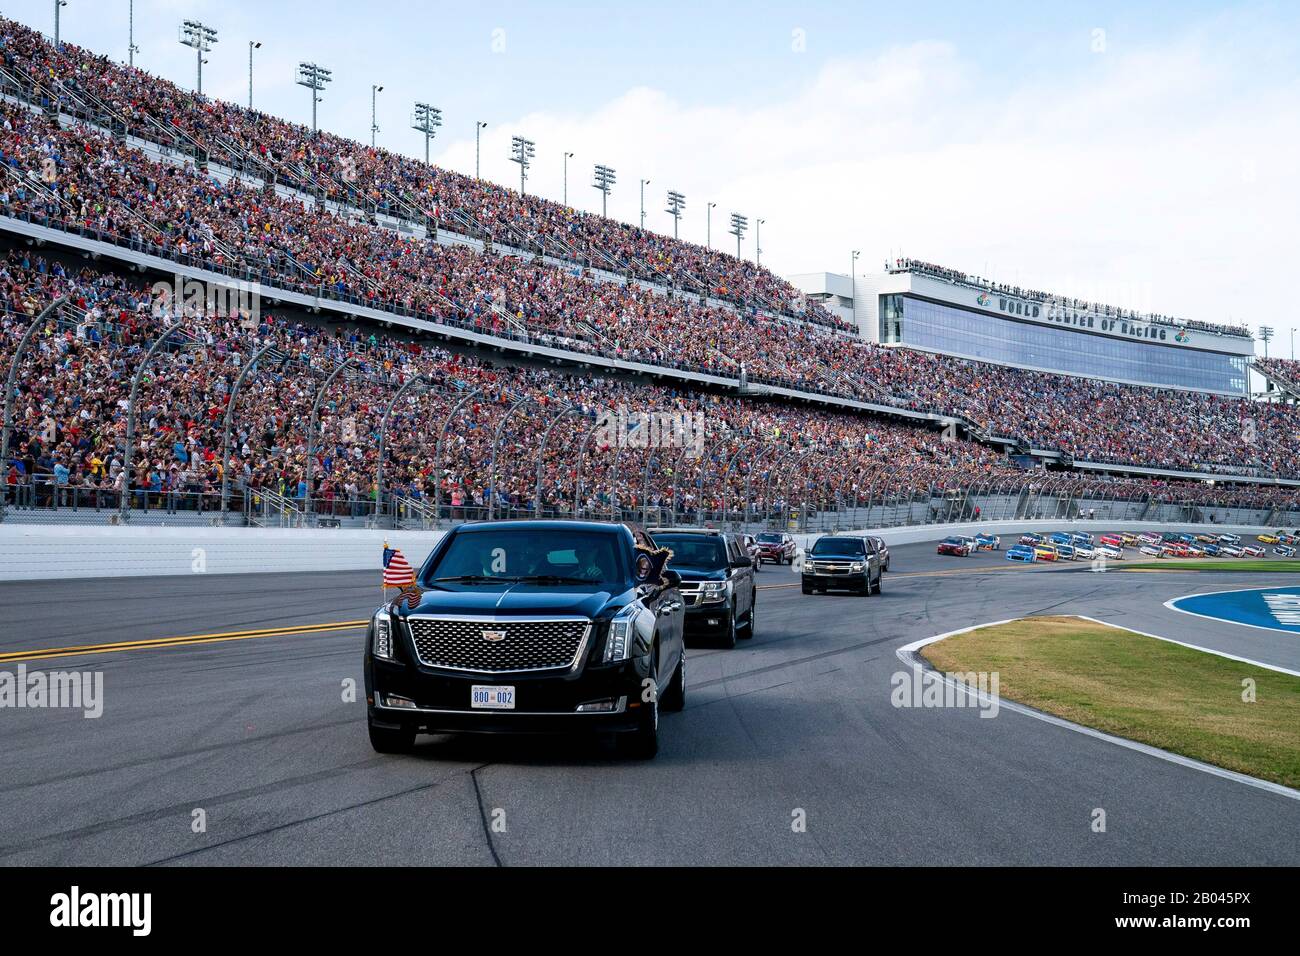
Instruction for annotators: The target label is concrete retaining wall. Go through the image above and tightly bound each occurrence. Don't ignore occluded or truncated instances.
[0,519,1284,582]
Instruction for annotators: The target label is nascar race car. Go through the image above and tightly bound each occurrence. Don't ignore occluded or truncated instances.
[1073,544,1096,560]
[1202,543,1223,557]
[1019,532,1045,546]
[1243,545,1266,558]
[1220,545,1244,557]
[1048,532,1073,546]
[1194,533,1217,544]
[1006,544,1037,563]
[1094,544,1124,560]
[1164,543,1193,558]
[1217,533,1241,545]
[1278,533,1298,546]
[1139,544,1166,557]
[1275,544,1298,558]
[937,536,973,557]
[1033,544,1060,561]
[1098,534,1124,549]
[973,533,1001,551]
[1056,544,1077,560]
[1258,534,1280,545]
[1071,532,1094,546]
[1120,532,1141,546]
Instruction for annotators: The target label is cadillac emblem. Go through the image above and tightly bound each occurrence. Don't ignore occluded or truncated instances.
[481,629,507,643]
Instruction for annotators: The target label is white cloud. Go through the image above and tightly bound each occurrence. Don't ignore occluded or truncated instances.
[433,25,1300,349]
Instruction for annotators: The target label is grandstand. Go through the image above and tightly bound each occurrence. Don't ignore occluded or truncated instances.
[2,14,1299,533]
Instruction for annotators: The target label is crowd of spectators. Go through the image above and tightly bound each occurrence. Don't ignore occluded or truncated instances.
[4,251,1299,526]
[0,16,847,331]
[0,15,1296,491]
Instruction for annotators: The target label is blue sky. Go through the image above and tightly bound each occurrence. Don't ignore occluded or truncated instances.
[5,0,1300,358]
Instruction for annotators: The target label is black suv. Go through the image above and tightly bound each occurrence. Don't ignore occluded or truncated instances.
[364,521,686,759]
[802,535,884,595]
[649,529,756,649]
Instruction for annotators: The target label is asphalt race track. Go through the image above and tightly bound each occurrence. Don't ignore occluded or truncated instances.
[3,540,1299,866]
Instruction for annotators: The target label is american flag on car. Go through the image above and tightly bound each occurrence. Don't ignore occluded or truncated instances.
[382,545,415,587]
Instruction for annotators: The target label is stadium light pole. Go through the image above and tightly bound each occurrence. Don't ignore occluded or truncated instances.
[475,121,487,179]
[639,178,650,229]
[370,85,384,148]
[592,164,616,218]
[128,0,139,65]
[664,190,685,239]
[756,218,765,266]
[247,41,261,109]
[1258,326,1274,359]
[53,0,66,46]
[179,20,218,95]
[562,151,574,206]
[411,103,442,165]
[851,250,860,330]
[296,62,332,135]
[728,213,748,259]
[509,135,536,195]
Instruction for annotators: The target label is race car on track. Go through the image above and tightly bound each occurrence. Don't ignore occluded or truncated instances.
[1194,533,1217,544]
[1070,532,1094,546]
[1048,532,1073,546]
[1095,544,1124,560]
[1217,533,1241,545]
[1138,532,1163,546]
[1243,545,1266,557]
[1006,544,1037,562]
[973,533,1001,551]
[1278,533,1298,546]
[1139,544,1166,557]
[1056,543,1077,560]
[1202,543,1223,557]
[1033,544,1060,561]
[1019,532,1045,546]
[1220,545,1244,557]
[1072,544,1096,560]
[1275,544,1298,558]
[1164,543,1193,558]
[937,536,973,557]
[1258,534,1280,544]
[1120,532,1141,546]
[1098,534,1124,549]
[364,520,686,758]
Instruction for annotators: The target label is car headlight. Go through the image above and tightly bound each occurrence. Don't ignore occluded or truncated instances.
[603,605,638,663]
[699,581,728,604]
[372,609,395,661]
[850,562,864,571]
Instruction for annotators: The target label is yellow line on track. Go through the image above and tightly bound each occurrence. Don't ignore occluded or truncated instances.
[0,620,367,664]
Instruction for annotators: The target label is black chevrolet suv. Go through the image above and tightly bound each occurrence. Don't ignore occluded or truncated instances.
[801,535,884,595]
[364,521,686,759]
[648,528,756,648]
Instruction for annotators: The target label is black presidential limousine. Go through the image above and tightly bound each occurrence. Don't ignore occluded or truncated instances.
[364,520,686,759]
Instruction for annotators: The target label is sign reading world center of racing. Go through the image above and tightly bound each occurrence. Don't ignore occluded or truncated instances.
[974,291,1187,343]
[1169,586,1300,634]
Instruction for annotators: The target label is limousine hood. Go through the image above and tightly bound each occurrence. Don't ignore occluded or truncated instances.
[391,584,620,620]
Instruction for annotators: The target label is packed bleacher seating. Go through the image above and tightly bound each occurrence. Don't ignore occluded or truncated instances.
[0,17,848,330]
[4,250,1299,526]
[0,16,1297,498]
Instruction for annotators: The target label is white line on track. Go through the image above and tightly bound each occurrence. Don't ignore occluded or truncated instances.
[896,618,1300,803]
[1161,585,1300,641]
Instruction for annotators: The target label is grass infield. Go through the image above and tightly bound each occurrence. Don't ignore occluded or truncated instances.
[1117,559,1300,572]
[920,615,1300,789]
